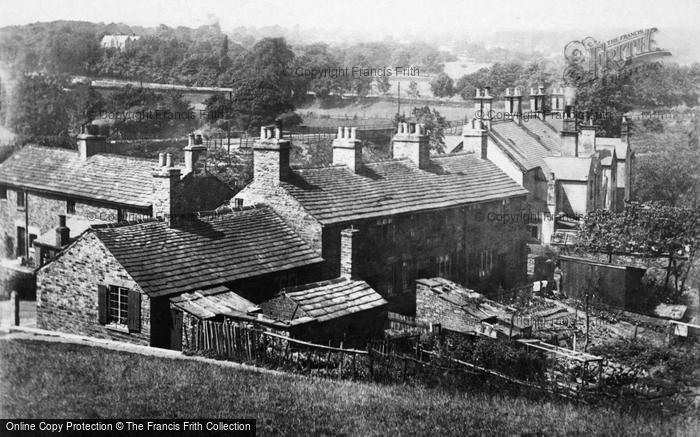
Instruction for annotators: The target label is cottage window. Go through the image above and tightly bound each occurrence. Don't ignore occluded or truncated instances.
[66,199,76,215]
[97,284,141,332]
[108,286,129,326]
[235,198,244,208]
[16,191,25,209]
[0,186,7,200]
[437,255,451,278]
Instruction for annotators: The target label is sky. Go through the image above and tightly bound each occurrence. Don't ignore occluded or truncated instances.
[1,0,698,39]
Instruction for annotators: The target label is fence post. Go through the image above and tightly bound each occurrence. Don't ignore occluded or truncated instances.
[10,290,20,326]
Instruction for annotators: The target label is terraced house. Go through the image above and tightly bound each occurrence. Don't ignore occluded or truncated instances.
[0,127,233,299]
[232,124,531,314]
[448,86,633,244]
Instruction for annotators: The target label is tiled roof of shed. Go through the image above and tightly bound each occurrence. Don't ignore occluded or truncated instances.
[170,285,260,319]
[0,145,158,207]
[280,153,528,224]
[265,277,387,323]
[93,206,324,298]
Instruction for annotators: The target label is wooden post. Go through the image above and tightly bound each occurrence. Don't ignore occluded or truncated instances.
[10,290,20,326]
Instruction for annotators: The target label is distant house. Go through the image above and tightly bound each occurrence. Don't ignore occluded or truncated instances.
[0,128,233,298]
[233,124,531,313]
[100,34,140,50]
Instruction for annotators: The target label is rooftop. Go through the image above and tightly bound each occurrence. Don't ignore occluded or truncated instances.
[261,277,387,323]
[170,285,260,319]
[279,153,528,224]
[93,206,324,298]
[490,121,559,174]
[0,145,158,207]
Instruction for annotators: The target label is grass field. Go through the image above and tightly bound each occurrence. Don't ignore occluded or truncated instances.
[1,338,697,436]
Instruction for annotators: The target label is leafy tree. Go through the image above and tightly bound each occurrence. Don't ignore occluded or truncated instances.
[229,77,294,133]
[375,75,391,95]
[578,202,699,291]
[411,106,449,153]
[430,72,454,98]
[8,74,71,138]
[407,80,420,102]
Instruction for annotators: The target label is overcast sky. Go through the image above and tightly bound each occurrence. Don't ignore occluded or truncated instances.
[1,0,697,37]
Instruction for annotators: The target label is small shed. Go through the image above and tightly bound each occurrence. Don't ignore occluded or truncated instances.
[559,255,647,311]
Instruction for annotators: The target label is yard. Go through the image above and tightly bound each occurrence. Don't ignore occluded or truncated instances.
[1,337,697,436]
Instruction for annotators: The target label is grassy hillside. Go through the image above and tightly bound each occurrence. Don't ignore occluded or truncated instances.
[1,338,696,436]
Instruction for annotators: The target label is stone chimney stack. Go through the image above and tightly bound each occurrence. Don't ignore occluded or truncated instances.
[560,111,579,157]
[474,88,493,129]
[253,126,291,185]
[392,122,430,169]
[579,117,596,156]
[340,227,360,280]
[528,86,546,120]
[152,152,182,227]
[333,126,362,172]
[55,215,70,247]
[77,124,108,161]
[550,87,565,116]
[620,116,630,144]
[462,118,488,159]
[504,87,523,123]
[184,132,208,176]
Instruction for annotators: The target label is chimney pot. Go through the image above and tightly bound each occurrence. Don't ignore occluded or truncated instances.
[275,128,281,139]
[165,153,173,168]
[56,215,70,247]
[260,126,266,139]
[195,134,202,144]
[158,152,166,167]
[337,126,343,138]
[350,127,357,139]
[188,133,195,147]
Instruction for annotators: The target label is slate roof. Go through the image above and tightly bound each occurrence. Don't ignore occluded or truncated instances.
[279,153,528,224]
[262,277,388,323]
[490,121,557,175]
[170,285,260,319]
[93,206,324,298]
[543,156,593,181]
[0,145,158,207]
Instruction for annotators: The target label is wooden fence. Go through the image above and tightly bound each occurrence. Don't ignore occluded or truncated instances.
[184,319,593,399]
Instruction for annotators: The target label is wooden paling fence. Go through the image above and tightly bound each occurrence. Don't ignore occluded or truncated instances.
[184,319,594,400]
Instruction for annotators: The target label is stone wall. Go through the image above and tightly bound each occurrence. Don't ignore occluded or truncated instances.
[36,232,151,345]
[415,278,478,332]
[320,197,530,314]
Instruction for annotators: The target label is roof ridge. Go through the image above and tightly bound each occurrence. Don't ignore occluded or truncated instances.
[92,217,163,229]
[283,277,347,294]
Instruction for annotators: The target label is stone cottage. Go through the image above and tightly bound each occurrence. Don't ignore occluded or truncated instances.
[0,127,233,298]
[232,125,532,314]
